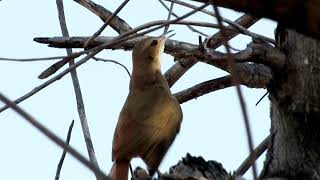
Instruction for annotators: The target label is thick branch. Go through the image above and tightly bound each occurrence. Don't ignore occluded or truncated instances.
[174,76,233,103]
[174,62,271,103]
[189,0,320,39]
[34,35,276,77]
[200,42,286,69]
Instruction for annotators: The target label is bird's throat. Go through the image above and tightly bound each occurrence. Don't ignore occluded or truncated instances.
[130,70,167,91]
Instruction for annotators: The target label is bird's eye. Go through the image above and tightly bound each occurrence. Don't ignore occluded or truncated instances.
[151,40,158,46]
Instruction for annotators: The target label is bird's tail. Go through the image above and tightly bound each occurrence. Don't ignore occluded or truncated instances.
[109,159,130,180]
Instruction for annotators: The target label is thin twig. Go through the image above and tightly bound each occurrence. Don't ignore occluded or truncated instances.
[92,57,131,77]
[0,3,209,114]
[84,0,131,47]
[159,0,208,36]
[211,3,257,180]
[0,56,66,62]
[236,135,270,176]
[164,0,274,44]
[73,0,132,34]
[56,1,100,179]
[55,120,75,180]
[163,1,174,35]
[0,92,109,180]
[255,92,269,106]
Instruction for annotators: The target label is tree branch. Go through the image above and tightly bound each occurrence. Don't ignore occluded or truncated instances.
[236,135,271,176]
[174,75,233,103]
[55,0,101,179]
[55,120,75,180]
[173,61,272,103]
[73,0,132,33]
[159,0,208,36]
[84,0,131,47]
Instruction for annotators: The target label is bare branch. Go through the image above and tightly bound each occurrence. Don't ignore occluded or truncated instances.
[212,4,257,179]
[0,56,65,62]
[159,0,208,36]
[92,57,131,77]
[236,135,271,176]
[55,120,75,180]
[73,0,132,33]
[174,75,233,103]
[200,42,286,69]
[255,92,269,106]
[84,0,131,47]
[163,1,174,35]
[34,20,270,48]
[56,1,100,178]
[0,92,109,180]
[174,62,272,104]
[206,14,260,48]
[0,51,93,113]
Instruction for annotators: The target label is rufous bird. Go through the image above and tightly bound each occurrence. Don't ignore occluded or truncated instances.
[111,35,183,180]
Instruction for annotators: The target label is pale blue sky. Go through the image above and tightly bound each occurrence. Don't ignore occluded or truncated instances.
[0,0,275,179]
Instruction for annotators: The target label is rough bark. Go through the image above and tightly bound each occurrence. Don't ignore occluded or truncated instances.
[261,28,320,179]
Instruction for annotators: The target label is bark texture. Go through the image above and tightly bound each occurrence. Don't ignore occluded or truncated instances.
[261,28,320,179]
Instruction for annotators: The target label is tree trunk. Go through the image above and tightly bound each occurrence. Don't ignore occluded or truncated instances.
[261,28,320,179]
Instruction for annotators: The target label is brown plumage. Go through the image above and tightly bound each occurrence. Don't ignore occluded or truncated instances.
[111,37,183,180]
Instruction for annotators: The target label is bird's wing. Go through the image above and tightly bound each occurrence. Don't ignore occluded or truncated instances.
[112,90,182,161]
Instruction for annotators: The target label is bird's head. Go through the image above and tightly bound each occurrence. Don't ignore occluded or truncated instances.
[132,36,166,74]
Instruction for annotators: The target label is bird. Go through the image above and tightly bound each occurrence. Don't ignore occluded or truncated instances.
[110,36,183,180]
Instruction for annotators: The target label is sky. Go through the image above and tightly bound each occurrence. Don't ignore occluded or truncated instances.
[0,0,276,179]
